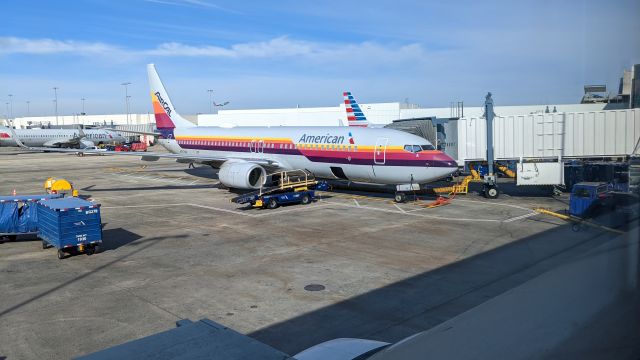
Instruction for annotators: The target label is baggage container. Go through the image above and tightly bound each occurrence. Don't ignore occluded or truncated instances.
[37,197,102,259]
[0,194,63,241]
[569,182,612,217]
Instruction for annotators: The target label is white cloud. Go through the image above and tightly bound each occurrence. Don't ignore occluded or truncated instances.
[0,36,120,55]
[0,36,428,64]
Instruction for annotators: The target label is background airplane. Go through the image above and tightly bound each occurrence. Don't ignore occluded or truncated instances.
[0,125,126,148]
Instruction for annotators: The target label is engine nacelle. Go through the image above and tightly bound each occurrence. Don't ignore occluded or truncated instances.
[218,161,266,189]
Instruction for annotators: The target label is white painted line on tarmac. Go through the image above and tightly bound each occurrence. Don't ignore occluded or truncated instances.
[393,203,406,213]
[453,198,533,212]
[323,200,501,222]
[503,212,538,223]
[253,202,330,217]
[99,196,533,223]
[188,203,257,217]
[101,203,186,209]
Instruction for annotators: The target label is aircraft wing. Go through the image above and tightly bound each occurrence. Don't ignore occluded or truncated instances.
[101,128,161,136]
[22,145,279,167]
[8,125,280,168]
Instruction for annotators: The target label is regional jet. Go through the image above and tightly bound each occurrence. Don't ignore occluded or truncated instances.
[15,64,458,201]
[0,126,126,149]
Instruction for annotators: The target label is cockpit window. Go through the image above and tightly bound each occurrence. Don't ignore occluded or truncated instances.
[404,144,435,153]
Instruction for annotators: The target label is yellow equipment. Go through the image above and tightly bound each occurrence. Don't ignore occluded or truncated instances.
[534,208,624,235]
[433,164,482,195]
[496,163,516,178]
[44,177,79,197]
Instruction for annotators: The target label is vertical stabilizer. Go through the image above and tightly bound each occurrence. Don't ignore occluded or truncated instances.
[343,91,370,127]
[147,64,194,137]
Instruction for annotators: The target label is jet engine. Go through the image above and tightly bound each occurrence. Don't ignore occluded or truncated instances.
[218,161,266,189]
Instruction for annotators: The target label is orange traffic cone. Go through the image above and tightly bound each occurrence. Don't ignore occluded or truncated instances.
[12,189,17,196]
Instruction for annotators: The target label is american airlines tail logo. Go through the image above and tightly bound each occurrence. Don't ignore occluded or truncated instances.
[155,92,172,116]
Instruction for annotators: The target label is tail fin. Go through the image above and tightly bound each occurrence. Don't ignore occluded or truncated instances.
[343,91,369,127]
[147,64,194,137]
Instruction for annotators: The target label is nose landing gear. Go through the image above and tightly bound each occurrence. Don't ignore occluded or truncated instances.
[394,192,407,203]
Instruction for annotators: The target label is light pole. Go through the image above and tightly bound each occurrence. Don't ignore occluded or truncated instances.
[207,89,213,113]
[26,101,30,117]
[53,87,59,125]
[121,82,131,125]
[8,94,13,120]
[5,102,8,123]
[81,97,85,115]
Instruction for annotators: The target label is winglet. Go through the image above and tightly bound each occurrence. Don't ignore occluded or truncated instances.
[343,91,370,127]
[7,121,28,148]
[77,124,86,139]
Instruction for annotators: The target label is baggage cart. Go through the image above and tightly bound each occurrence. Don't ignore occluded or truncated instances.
[38,197,103,259]
[0,194,63,241]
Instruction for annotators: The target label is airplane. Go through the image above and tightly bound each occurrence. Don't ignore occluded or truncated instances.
[14,64,458,202]
[0,126,126,149]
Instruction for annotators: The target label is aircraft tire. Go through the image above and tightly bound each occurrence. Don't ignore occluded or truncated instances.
[267,198,279,209]
[484,185,499,199]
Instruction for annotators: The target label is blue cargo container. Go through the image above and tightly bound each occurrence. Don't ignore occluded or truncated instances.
[569,182,611,217]
[38,197,102,259]
[0,194,63,241]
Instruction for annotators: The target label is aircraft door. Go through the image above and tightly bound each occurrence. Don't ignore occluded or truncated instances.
[374,137,388,165]
[250,139,264,154]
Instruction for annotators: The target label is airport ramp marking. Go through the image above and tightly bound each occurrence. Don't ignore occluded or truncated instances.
[102,202,330,218]
[321,200,536,223]
[503,212,538,222]
[109,169,207,186]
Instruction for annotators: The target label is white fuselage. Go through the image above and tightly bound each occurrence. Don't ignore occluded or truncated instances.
[164,126,457,185]
[0,128,126,148]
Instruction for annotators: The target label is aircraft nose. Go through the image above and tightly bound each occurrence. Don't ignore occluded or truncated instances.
[432,151,458,168]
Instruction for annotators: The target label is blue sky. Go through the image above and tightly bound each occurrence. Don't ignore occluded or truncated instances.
[1,0,639,117]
